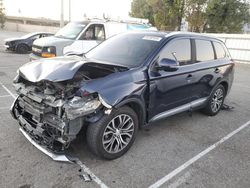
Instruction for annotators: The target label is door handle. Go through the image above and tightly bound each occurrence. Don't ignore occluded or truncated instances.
[214,68,221,73]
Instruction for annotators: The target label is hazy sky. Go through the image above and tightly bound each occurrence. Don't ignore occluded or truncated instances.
[4,0,132,21]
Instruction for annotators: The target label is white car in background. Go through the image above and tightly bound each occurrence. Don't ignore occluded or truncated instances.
[30,19,157,60]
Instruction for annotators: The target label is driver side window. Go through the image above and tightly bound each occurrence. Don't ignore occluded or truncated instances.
[159,39,192,66]
[30,35,40,40]
[79,24,105,41]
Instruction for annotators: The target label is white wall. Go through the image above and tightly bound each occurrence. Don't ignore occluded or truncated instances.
[4,22,59,34]
[207,33,250,63]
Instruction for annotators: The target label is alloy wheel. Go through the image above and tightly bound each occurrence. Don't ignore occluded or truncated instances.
[211,88,224,113]
[102,114,135,154]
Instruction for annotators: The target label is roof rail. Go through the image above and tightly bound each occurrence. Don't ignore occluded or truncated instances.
[85,16,150,25]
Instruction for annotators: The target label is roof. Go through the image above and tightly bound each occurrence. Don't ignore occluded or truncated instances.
[165,31,224,42]
[121,31,224,42]
[70,19,152,26]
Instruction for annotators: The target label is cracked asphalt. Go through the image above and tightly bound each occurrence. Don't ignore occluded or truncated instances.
[0,30,249,188]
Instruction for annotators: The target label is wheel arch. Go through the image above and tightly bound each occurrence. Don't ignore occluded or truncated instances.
[220,81,229,95]
[115,98,146,128]
[16,43,29,52]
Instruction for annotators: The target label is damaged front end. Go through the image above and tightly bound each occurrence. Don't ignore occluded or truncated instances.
[10,71,109,156]
[11,81,103,152]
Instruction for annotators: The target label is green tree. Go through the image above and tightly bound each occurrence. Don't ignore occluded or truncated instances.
[148,0,185,30]
[130,0,185,31]
[130,0,155,25]
[205,0,250,33]
[0,0,6,29]
[185,0,207,32]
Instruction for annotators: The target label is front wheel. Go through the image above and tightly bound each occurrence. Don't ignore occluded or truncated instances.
[16,44,29,54]
[86,106,138,160]
[202,84,226,116]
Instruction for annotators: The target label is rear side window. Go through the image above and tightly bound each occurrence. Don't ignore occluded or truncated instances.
[195,40,214,62]
[159,39,191,66]
[214,42,226,59]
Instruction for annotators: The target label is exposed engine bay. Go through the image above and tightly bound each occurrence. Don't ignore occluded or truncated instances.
[11,61,125,153]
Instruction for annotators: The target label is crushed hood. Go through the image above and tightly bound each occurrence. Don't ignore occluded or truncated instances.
[18,56,86,82]
[17,56,144,108]
[18,56,126,83]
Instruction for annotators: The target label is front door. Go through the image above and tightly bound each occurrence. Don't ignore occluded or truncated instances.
[148,38,197,120]
[64,24,106,54]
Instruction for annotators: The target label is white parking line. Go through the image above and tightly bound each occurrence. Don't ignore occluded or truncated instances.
[0,82,109,188]
[149,120,250,188]
[0,94,11,98]
[0,82,16,99]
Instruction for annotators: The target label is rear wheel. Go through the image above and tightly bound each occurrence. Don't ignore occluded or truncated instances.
[202,84,225,116]
[86,106,138,159]
[16,44,29,54]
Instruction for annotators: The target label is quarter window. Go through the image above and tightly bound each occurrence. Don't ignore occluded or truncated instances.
[195,40,214,62]
[214,42,226,59]
[159,39,191,66]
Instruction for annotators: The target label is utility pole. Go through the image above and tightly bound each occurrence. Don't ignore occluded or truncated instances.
[69,0,71,22]
[60,0,64,28]
[0,0,6,29]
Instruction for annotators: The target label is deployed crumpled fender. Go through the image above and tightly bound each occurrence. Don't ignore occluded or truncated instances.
[78,68,148,108]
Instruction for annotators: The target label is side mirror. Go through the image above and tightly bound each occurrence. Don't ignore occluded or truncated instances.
[157,58,179,72]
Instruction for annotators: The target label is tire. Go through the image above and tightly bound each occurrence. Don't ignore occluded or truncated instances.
[202,84,226,116]
[86,106,138,160]
[16,44,29,54]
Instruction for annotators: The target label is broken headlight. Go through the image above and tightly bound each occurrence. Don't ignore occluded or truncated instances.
[64,96,101,119]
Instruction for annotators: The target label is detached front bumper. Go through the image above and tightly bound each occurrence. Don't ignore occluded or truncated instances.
[10,97,82,161]
[19,128,71,162]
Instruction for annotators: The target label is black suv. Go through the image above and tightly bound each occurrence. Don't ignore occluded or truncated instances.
[11,32,234,160]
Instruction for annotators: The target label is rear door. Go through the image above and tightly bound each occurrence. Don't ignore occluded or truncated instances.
[191,39,229,100]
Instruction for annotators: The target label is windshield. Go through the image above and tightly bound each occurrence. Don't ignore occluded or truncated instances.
[85,33,163,67]
[55,23,86,39]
